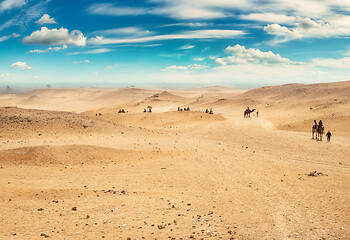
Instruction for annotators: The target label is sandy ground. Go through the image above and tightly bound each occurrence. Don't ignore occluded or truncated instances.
[0,82,349,239]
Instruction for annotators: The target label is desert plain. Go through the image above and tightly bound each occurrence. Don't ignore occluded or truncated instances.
[0,81,349,239]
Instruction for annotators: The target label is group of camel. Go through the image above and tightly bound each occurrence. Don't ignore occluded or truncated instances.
[312,120,325,141]
[143,106,152,112]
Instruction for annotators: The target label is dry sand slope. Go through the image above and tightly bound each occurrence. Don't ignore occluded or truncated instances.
[0,82,349,239]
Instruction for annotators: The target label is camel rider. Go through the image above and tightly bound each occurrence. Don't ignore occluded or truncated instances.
[313,120,318,129]
[319,120,323,127]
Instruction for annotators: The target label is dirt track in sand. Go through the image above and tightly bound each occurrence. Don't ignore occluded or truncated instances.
[0,82,349,239]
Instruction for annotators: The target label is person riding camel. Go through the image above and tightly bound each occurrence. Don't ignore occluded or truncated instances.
[313,120,318,129]
[319,120,323,127]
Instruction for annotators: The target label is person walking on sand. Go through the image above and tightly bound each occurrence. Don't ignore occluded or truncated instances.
[256,111,259,117]
[326,131,332,142]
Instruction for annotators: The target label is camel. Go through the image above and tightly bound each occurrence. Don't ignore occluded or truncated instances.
[244,109,255,118]
[317,124,324,141]
[312,124,318,139]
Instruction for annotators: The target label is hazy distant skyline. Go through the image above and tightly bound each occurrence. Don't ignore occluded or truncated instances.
[1,0,350,89]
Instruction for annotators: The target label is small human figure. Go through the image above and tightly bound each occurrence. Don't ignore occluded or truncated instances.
[99,113,102,116]
[187,107,190,111]
[209,108,213,114]
[143,109,146,112]
[326,131,332,142]
[319,120,323,127]
[149,108,152,112]
[205,109,208,113]
[256,111,259,117]
[313,120,318,128]
[178,107,180,111]
[247,106,250,111]
[95,113,98,116]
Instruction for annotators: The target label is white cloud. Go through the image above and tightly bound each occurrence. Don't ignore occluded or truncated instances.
[73,60,90,64]
[188,64,208,69]
[162,63,208,72]
[89,29,245,45]
[179,44,195,50]
[162,65,188,72]
[36,14,57,25]
[0,73,10,78]
[0,0,26,12]
[28,44,67,53]
[11,61,32,70]
[23,27,86,46]
[264,16,350,44]
[194,57,205,61]
[215,44,297,66]
[0,33,20,42]
[312,57,350,69]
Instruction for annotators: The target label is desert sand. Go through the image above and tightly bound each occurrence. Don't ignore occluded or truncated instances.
[0,81,349,239]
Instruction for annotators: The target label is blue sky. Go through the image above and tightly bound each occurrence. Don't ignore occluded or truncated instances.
[1,0,350,89]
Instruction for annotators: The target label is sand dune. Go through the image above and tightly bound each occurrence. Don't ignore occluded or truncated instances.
[0,81,349,239]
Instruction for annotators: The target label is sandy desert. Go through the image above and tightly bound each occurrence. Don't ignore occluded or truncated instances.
[0,81,349,239]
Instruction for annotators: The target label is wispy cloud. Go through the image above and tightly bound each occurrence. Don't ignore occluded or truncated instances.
[179,44,195,50]
[105,64,118,70]
[28,44,67,53]
[0,0,27,12]
[68,48,114,55]
[193,57,205,61]
[89,29,245,45]
[91,27,153,37]
[162,63,208,72]
[160,22,212,28]
[87,3,147,16]
[0,33,20,42]
[240,13,296,24]
[72,60,90,64]
[0,19,15,32]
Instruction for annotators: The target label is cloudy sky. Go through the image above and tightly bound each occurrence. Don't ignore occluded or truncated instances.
[0,0,350,89]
